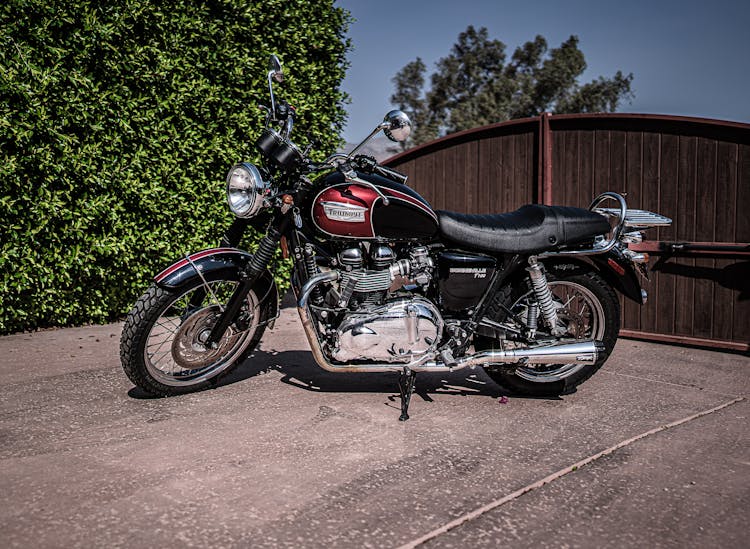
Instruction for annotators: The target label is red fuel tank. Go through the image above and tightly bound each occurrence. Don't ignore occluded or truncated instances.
[312,171,438,240]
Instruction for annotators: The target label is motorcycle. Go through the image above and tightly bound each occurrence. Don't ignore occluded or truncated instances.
[120,55,671,420]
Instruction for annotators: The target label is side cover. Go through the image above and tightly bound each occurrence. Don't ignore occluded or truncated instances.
[154,248,279,316]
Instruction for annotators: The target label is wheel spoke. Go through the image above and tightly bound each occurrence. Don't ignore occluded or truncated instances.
[148,348,172,364]
[561,295,575,309]
[578,301,587,317]
[147,338,171,358]
[154,317,180,333]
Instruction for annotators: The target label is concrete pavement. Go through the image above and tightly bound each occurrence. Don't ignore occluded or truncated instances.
[0,306,747,548]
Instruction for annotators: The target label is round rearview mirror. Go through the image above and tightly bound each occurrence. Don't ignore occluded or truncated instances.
[269,54,284,83]
[383,110,411,142]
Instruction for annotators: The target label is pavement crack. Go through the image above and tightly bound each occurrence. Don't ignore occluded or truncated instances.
[600,369,745,399]
[396,396,746,549]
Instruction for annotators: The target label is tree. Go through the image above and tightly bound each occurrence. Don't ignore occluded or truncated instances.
[0,0,351,334]
[391,26,633,147]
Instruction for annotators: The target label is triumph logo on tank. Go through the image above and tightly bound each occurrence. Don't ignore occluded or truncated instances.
[321,201,367,223]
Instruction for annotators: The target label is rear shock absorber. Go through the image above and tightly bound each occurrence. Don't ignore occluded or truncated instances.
[526,302,539,336]
[526,257,564,336]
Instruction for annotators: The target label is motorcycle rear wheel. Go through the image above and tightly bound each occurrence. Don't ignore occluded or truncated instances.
[477,267,620,396]
[120,280,267,396]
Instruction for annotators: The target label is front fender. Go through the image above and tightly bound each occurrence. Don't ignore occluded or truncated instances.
[154,247,279,317]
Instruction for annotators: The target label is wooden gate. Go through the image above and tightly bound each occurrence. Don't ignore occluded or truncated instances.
[386,114,750,351]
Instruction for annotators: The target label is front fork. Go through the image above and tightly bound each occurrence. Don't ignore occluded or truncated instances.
[205,217,287,347]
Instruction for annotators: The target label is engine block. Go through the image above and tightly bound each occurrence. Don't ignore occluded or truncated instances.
[331,297,443,363]
[333,244,434,309]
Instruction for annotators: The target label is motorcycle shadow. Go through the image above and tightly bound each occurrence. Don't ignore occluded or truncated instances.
[128,348,562,402]
[222,348,513,403]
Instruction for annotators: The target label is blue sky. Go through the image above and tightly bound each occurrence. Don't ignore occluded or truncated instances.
[335,0,750,142]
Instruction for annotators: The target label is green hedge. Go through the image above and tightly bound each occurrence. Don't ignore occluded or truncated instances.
[0,0,351,334]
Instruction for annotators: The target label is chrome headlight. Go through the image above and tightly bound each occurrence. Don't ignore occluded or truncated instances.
[226,162,270,218]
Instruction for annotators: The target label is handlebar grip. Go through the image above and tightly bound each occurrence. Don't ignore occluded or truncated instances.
[374,165,408,185]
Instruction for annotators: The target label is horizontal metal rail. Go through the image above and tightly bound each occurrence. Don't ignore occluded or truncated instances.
[631,241,750,257]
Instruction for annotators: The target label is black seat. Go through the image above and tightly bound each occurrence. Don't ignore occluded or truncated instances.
[437,205,611,254]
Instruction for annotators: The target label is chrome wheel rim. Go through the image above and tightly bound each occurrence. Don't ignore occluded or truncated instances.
[143,282,259,386]
[511,281,605,383]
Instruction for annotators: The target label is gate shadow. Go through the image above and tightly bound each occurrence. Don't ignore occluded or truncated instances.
[652,258,750,300]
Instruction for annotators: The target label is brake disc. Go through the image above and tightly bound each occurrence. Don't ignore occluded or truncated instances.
[171,306,241,370]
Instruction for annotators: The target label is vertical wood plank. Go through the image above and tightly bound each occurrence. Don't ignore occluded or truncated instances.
[625,132,643,208]
[711,258,734,341]
[593,129,611,199]
[639,132,661,333]
[467,140,479,213]
[524,131,536,205]
[695,138,717,242]
[692,139,717,338]
[731,259,750,345]
[623,131,643,331]
[549,129,560,205]
[714,142,737,242]
[673,136,696,336]
[448,147,456,210]
[490,136,503,214]
[435,149,445,210]
[514,133,528,209]
[736,144,750,242]
[482,136,494,214]
[578,131,594,208]
[729,147,748,345]
[692,258,714,338]
[609,131,627,195]
[656,134,679,336]
[658,135,679,243]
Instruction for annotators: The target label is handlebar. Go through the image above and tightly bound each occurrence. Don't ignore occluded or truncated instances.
[350,155,408,185]
[373,164,408,185]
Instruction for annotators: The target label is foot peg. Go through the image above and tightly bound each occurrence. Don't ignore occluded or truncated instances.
[397,366,417,421]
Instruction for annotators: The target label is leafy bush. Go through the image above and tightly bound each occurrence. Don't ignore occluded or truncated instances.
[0,0,350,334]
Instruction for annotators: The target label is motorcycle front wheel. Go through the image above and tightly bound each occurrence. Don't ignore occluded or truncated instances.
[476,267,620,396]
[120,280,268,396]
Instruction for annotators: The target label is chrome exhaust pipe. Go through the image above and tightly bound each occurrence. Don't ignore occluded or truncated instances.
[296,271,603,373]
[450,341,604,369]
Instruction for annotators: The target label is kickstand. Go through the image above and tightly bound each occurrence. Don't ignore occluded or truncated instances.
[398,366,417,421]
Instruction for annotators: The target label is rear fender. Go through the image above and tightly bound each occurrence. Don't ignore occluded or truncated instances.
[154,248,279,316]
[543,249,644,304]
